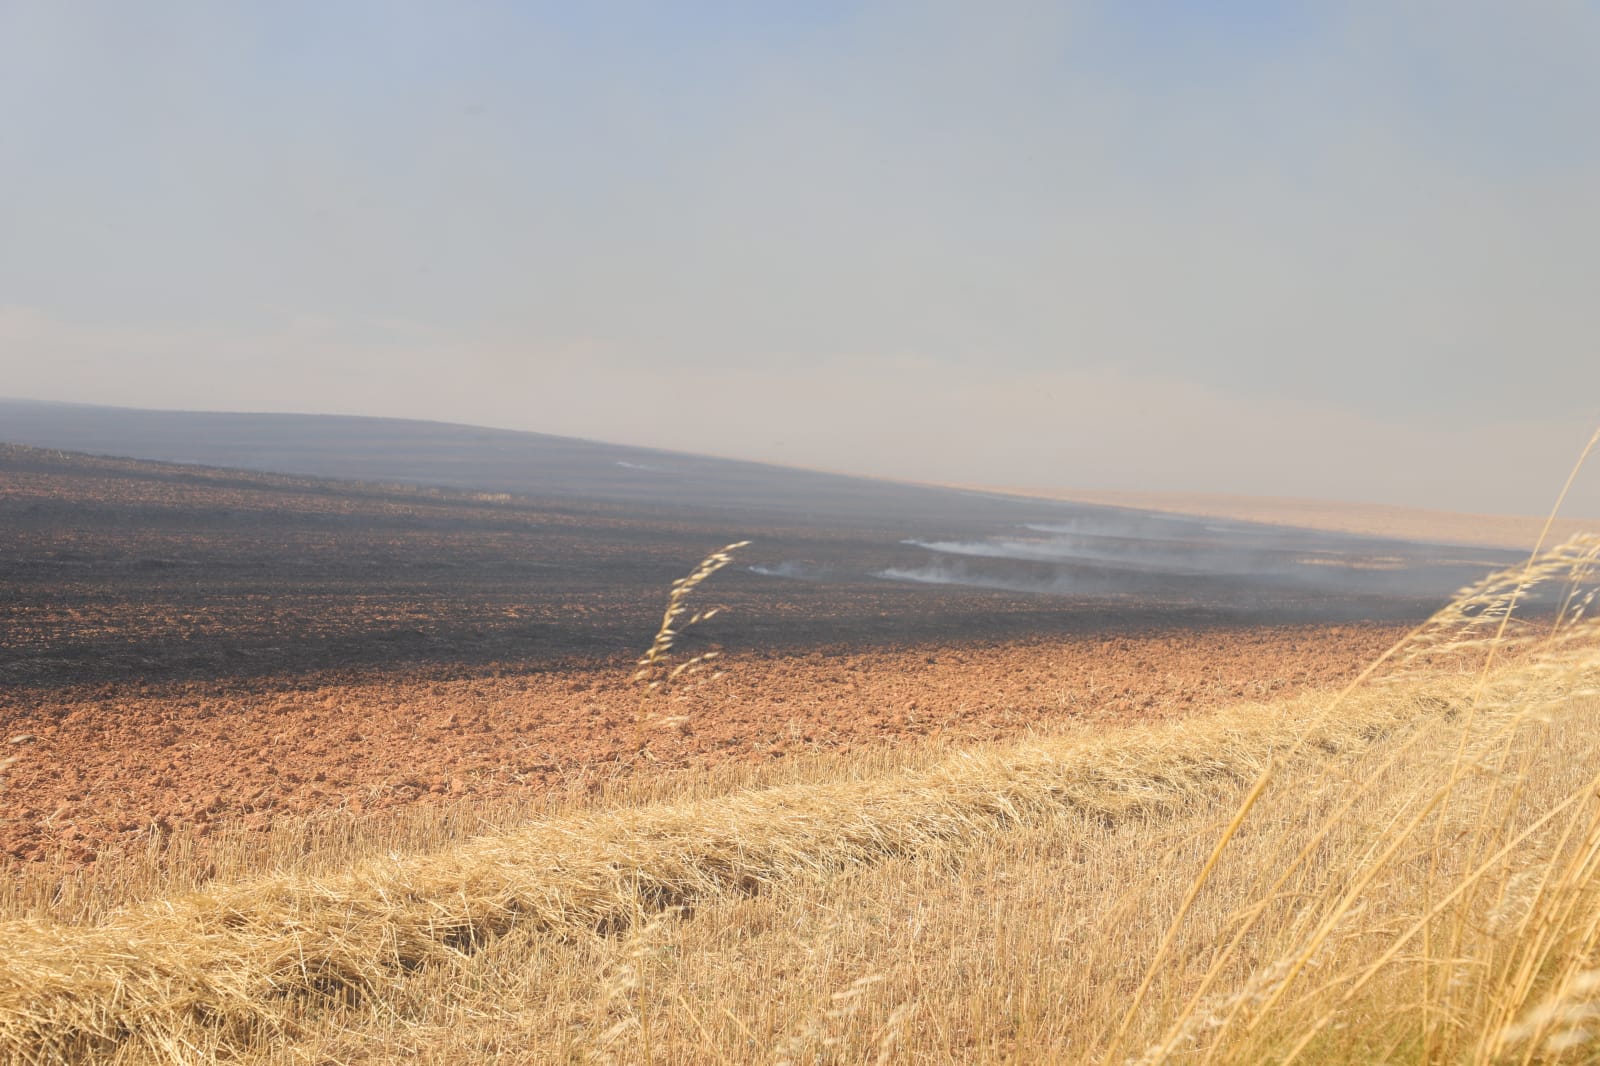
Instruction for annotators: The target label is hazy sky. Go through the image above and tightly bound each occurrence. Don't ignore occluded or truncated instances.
[3,2,1598,514]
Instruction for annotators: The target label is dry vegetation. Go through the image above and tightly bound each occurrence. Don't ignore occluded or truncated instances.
[7,527,1600,1064]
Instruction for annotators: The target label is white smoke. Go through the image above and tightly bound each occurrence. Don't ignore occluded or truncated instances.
[878,512,1515,603]
[749,561,830,581]
[876,563,1079,596]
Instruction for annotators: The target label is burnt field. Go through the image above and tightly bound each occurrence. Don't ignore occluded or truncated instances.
[0,436,1515,686]
[0,442,1515,864]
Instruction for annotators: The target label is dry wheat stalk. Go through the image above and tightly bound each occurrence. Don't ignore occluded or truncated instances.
[631,541,750,757]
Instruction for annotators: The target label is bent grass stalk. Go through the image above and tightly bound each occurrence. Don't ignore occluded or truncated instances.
[631,541,750,759]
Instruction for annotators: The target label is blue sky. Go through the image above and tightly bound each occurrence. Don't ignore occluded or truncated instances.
[2,2,1598,513]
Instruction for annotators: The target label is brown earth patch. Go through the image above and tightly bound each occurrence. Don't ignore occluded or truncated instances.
[1,623,1403,866]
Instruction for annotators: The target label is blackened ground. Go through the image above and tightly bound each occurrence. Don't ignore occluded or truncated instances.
[0,444,1496,691]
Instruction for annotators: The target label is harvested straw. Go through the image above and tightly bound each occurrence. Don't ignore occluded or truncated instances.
[0,674,1455,1064]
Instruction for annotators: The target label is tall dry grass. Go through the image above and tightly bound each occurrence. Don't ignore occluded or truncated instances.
[6,516,1600,1060]
[2,671,1470,1063]
[263,677,1600,1065]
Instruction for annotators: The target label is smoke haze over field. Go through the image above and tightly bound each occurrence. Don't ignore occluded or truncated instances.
[882,516,1495,603]
[2,3,1599,514]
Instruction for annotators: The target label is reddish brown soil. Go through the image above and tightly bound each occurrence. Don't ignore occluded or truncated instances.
[1,624,1404,865]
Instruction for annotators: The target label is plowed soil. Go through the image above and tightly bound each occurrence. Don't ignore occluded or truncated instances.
[1,446,1421,865]
[2,624,1404,865]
